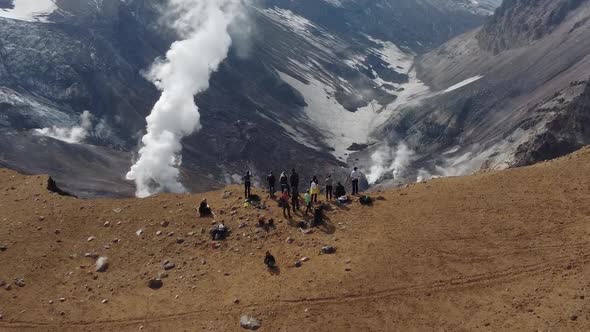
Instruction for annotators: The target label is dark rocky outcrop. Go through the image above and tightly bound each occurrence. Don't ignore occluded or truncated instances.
[47,176,76,198]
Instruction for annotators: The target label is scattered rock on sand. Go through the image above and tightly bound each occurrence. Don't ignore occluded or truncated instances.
[240,315,261,330]
[113,208,122,214]
[14,278,25,287]
[85,252,99,259]
[300,257,310,262]
[87,236,96,242]
[136,229,144,237]
[161,221,169,227]
[286,237,294,244]
[163,262,176,271]
[294,261,302,268]
[0,244,7,252]
[95,257,109,272]
[148,279,163,290]
[321,246,336,254]
[570,314,578,321]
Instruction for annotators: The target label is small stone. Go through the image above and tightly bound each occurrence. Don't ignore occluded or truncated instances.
[87,236,96,242]
[136,229,144,237]
[240,315,261,330]
[95,257,109,272]
[156,230,162,236]
[300,257,310,262]
[294,261,302,268]
[161,221,169,227]
[49,300,54,304]
[39,216,45,221]
[286,237,294,244]
[163,262,176,271]
[0,244,7,252]
[570,314,578,321]
[321,246,336,254]
[14,278,25,287]
[148,279,163,290]
[113,208,122,213]
[101,299,108,304]
[233,298,240,304]
[158,271,169,279]
[59,297,66,302]
[103,221,110,227]
[176,238,185,244]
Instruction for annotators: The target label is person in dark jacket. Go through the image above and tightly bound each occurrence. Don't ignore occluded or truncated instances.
[335,182,346,198]
[243,171,252,198]
[290,168,299,195]
[325,174,333,201]
[291,186,300,212]
[267,171,276,196]
[264,251,276,269]
[198,198,212,217]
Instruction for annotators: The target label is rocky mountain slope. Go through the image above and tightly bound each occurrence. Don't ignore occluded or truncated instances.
[1,147,590,330]
[356,0,590,185]
[0,0,495,197]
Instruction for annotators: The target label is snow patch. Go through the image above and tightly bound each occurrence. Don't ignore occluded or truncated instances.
[0,0,56,23]
[442,75,484,94]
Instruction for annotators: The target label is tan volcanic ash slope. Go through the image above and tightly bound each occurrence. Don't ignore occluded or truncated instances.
[1,148,590,331]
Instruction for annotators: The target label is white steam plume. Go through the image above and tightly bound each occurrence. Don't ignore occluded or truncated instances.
[35,111,93,144]
[126,0,244,198]
[366,142,415,184]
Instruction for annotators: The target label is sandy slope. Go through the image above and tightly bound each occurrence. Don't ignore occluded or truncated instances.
[1,148,590,331]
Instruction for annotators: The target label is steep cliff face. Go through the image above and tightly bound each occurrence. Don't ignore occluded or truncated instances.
[477,0,587,53]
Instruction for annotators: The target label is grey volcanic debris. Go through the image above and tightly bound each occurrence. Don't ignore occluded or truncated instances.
[0,0,15,10]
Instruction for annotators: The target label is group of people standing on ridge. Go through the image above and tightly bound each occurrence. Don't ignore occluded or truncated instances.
[243,167,363,218]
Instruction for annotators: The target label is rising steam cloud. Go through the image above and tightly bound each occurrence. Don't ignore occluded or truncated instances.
[126,0,244,198]
[35,111,93,144]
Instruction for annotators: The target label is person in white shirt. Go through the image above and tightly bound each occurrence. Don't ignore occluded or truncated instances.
[351,167,360,195]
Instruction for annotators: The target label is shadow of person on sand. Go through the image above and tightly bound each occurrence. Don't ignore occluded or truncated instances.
[268,266,281,276]
[314,212,336,234]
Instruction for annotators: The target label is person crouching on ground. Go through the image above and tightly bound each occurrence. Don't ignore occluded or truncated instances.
[199,198,212,217]
[264,251,276,269]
